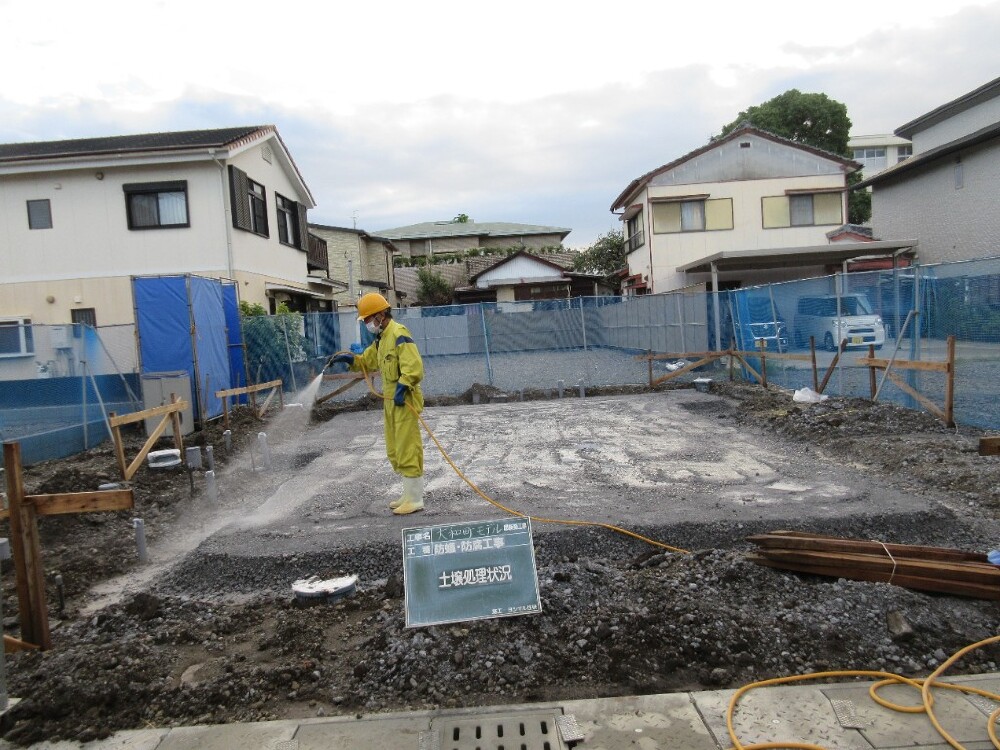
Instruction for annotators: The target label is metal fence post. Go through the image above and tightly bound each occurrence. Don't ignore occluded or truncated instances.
[480,303,494,386]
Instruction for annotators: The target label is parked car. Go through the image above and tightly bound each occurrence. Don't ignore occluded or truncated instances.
[794,294,885,351]
[733,296,789,351]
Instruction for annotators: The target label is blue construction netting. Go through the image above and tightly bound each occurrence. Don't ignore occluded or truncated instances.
[4,255,999,467]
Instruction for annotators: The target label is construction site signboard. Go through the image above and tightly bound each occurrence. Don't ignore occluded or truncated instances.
[401,517,542,628]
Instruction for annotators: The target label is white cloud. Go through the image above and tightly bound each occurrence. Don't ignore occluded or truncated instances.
[1,0,999,246]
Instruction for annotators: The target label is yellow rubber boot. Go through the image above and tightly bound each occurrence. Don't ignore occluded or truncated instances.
[393,476,424,515]
[389,483,407,510]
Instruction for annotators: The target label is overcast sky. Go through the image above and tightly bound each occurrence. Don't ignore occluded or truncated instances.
[2,0,999,247]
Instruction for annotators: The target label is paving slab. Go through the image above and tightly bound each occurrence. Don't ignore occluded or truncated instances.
[152,719,297,750]
[693,683,873,749]
[295,714,429,750]
[823,679,995,748]
[561,694,718,750]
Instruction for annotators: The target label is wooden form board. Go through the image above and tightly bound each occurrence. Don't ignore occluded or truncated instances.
[749,530,998,600]
[215,379,283,428]
[108,394,186,481]
[2,441,135,650]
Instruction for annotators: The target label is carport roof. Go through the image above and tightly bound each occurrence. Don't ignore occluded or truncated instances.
[676,240,918,274]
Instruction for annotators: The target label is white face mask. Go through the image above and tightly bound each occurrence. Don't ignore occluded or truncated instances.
[365,319,380,335]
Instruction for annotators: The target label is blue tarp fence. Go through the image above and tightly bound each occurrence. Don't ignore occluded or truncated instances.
[132,275,242,422]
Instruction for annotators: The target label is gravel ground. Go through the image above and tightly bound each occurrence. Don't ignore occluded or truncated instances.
[2,380,999,746]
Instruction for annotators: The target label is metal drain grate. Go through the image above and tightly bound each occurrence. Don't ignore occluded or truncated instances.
[966,693,999,717]
[270,741,299,750]
[831,699,872,729]
[431,711,567,750]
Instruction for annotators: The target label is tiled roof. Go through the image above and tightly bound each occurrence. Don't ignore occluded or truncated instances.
[0,126,271,162]
[376,220,571,241]
[610,124,861,212]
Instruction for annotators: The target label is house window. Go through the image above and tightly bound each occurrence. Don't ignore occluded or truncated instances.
[652,198,733,234]
[71,308,97,337]
[123,181,189,229]
[229,165,269,237]
[852,147,886,173]
[897,145,912,162]
[0,318,34,357]
[276,194,301,248]
[762,193,842,228]
[626,212,644,252]
[27,199,52,229]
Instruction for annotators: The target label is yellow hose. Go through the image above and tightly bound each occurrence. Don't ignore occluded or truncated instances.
[330,356,689,554]
[725,634,1000,750]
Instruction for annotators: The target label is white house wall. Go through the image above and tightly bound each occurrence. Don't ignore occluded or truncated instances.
[227,144,312,288]
[475,255,565,288]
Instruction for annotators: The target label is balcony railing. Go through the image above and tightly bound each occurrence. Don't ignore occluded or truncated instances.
[307,233,329,274]
[626,229,644,253]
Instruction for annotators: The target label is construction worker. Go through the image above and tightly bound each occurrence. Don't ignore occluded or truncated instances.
[329,293,425,514]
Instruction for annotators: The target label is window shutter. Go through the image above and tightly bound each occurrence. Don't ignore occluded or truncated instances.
[228,165,252,230]
[296,203,308,250]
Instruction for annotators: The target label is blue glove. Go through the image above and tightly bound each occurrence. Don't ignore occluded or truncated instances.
[327,353,354,373]
[394,382,408,407]
[349,343,365,354]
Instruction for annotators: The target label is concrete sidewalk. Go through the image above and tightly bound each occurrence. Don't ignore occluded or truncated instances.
[7,672,999,749]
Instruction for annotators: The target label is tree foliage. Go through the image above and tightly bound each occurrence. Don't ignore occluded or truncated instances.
[718,89,870,224]
[453,213,470,223]
[572,229,626,277]
[239,300,305,382]
[416,265,454,306]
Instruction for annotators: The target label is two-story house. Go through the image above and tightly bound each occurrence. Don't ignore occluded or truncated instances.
[0,126,330,348]
[610,123,916,297]
[377,219,571,261]
[857,76,1000,265]
[308,224,400,312]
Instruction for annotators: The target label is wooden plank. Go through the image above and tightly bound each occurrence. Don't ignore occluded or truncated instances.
[110,420,128,479]
[748,554,1000,600]
[754,549,1000,586]
[125,412,171,481]
[4,634,40,653]
[748,532,988,563]
[109,399,188,427]
[650,353,724,387]
[854,357,948,373]
[732,352,763,385]
[885,370,946,421]
[315,376,368,405]
[980,437,1000,457]
[3,443,52,650]
[256,387,278,419]
[0,489,133,519]
[214,379,283,399]
[817,340,847,394]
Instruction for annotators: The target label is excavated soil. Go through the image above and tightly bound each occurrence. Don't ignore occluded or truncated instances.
[2,381,999,746]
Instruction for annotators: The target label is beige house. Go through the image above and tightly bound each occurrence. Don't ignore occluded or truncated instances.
[377,219,571,260]
[308,224,401,313]
[609,124,891,296]
[0,126,329,345]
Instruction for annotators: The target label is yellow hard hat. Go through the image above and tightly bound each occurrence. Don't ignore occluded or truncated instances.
[357,292,391,321]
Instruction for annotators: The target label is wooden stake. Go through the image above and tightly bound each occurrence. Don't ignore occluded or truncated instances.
[3,442,51,650]
[817,339,847,395]
[945,335,956,428]
[810,337,818,392]
[868,344,877,400]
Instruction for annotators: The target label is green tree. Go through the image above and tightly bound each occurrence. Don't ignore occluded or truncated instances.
[573,229,626,277]
[239,300,304,383]
[718,89,870,224]
[453,213,470,223]
[416,265,454,306]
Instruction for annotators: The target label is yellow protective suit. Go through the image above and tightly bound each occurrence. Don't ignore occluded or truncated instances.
[351,317,424,477]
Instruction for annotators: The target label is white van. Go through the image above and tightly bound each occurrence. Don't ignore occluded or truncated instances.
[794,294,886,351]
